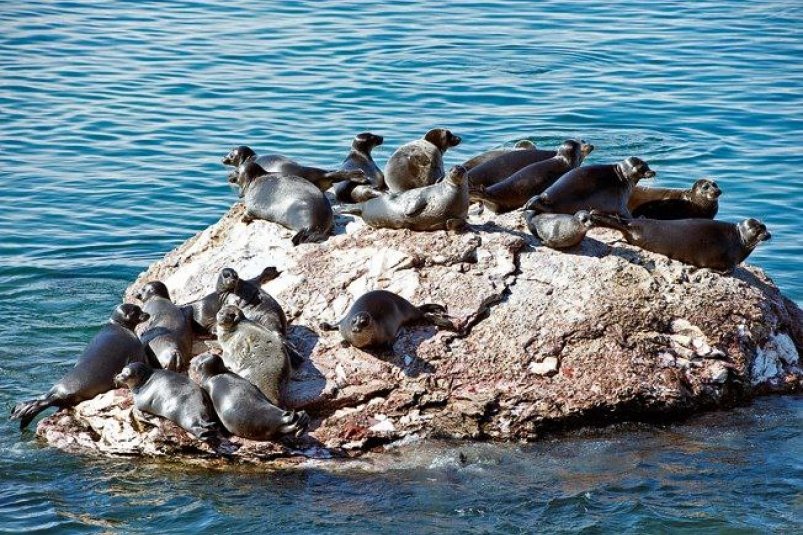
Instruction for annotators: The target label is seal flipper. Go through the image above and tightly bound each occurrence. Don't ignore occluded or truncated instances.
[523,193,550,213]
[319,321,339,331]
[336,205,363,216]
[588,212,633,237]
[285,340,304,370]
[324,169,369,184]
[247,266,281,286]
[417,304,457,331]
[10,397,57,430]
[291,229,329,246]
[404,197,428,217]
[278,410,310,437]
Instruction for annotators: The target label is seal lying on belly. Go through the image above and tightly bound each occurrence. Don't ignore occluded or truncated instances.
[467,143,557,189]
[340,165,469,231]
[472,140,594,214]
[629,178,721,219]
[524,210,593,249]
[222,145,367,192]
[589,213,771,272]
[525,157,656,217]
[335,132,387,203]
[193,353,309,441]
[460,139,535,171]
[10,304,150,429]
[384,128,461,192]
[135,281,192,371]
[320,290,455,348]
[115,362,218,441]
[231,161,334,245]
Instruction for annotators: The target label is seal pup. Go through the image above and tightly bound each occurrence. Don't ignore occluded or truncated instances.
[471,140,594,214]
[230,161,334,245]
[335,132,387,203]
[589,213,771,272]
[467,143,557,189]
[460,140,536,171]
[135,281,192,371]
[320,290,454,348]
[193,353,309,440]
[10,304,150,430]
[524,210,594,249]
[340,165,469,231]
[114,362,218,441]
[215,305,292,405]
[630,178,721,220]
[222,145,367,192]
[384,128,461,192]
[525,157,656,217]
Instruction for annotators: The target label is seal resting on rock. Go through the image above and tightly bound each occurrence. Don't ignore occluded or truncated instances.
[320,290,455,348]
[629,178,721,220]
[384,128,461,192]
[114,362,218,441]
[340,165,470,231]
[524,210,593,249]
[135,281,192,371]
[467,142,557,189]
[335,132,387,203]
[193,353,309,441]
[460,139,535,171]
[10,304,150,429]
[589,213,771,272]
[230,161,334,245]
[215,267,286,335]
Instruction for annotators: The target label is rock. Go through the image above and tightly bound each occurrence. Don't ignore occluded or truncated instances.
[37,204,803,465]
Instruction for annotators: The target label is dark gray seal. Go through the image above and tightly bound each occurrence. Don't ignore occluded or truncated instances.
[341,165,469,231]
[320,290,454,348]
[524,157,656,217]
[524,210,593,249]
[335,132,387,203]
[589,213,771,272]
[135,281,192,371]
[384,128,461,192]
[10,304,150,429]
[471,140,594,214]
[215,267,286,335]
[114,362,218,441]
[467,143,557,189]
[630,178,721,220]
[193,353,309,440]
[230,161,334,245]
[222,145,367,192]
[460,140,536,171]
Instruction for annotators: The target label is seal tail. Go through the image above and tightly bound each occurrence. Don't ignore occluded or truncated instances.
[325,169,369,184]
[468,184,487,201]
[10,397,55,430]
[279,410,310,438]
[418,304,457,331]
[523,193,550,214]
[291,229,329,246]
[335,205,363,216]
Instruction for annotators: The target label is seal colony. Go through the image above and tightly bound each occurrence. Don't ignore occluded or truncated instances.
[14,128,794,461]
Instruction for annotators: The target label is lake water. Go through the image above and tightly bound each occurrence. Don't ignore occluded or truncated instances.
[1,1,801,532]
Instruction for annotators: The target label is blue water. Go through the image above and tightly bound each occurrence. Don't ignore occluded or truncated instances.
[1,1,801,532]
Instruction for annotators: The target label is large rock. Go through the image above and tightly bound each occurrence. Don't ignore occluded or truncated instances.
[37,204,803,464]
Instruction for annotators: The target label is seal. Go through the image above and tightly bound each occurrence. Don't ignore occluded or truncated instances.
[230,161,334,245]
[460,139,536,171]
[135,281,192,371]
[193,353,310,440]
[524,210,593,249]
[10,304,150,430]
[320,290,454,348]
[629,178,721,220]
[222,145,367,192]
[384,128,461,192]
[335,132,387,203]
[215,305,292,405]
[216,267,286,335]
[340,165,469,231]
[467,143,558,189]
[114,362,218,441]
[589,213,771,272]
[471,140,594,214]
[524,157,656,217]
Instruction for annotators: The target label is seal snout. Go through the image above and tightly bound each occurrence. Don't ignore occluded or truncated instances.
[113,368,130,387]
[351,312,371,332]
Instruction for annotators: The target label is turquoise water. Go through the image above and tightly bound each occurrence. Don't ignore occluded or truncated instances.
[1,1,801,532]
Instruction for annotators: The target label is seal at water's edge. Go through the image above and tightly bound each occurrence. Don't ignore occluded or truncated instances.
[114,362,218,441]
[10,304,150,430]
[472,140,594,214]
[525,157,656,217]
[340,165,470,231]
[467,143,557,189]
[135,281,192,371]
[231,161,334,245]
[460,139,536,171]
[335,132,387,203]
[524,210,594,249]
[589,213,771,272]
[630,178,721,220]
[320,289,455,348]
[193,353,309,441]
[384,128,461,192]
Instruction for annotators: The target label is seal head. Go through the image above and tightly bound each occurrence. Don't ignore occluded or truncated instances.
[616,157,656,183]
[135,281,170,303]
[223,145,256,166]
[111,304,150,330]
[424,128,461,152]
[738,218,771,248]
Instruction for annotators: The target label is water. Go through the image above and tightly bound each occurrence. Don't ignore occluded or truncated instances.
[1,1,801,532]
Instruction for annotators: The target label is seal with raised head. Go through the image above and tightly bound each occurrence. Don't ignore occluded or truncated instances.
[340,165,469,231]
[135,281,192,371]
[524,210,593,249]
[320,290,454,348]
[460,139,536,171]
[335,132,387,203]
[471,140,594,214]
[629,178,721,220]
[230,161,334,245]
[215,267,286,335]
[114,362,218,441]
[525,157,656,217]
[10,304,150,430]
[384,128,461,192]
[193,353,309,441]
[467,142,558,189]
[215,305,292,405]
[589,213,771,272]
[222,145,367,192]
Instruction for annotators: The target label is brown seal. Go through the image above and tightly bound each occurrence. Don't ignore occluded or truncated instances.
[384,128,461,192]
